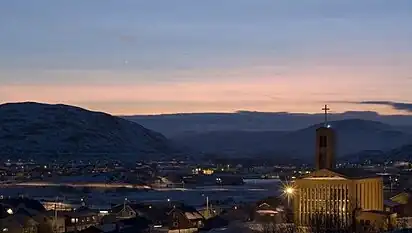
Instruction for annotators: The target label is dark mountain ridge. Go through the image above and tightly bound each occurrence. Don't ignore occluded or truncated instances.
[0,102,176,160]
[123,111,412,137]
[172,119,412,160]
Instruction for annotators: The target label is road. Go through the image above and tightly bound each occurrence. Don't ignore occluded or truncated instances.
[0,181,151,189]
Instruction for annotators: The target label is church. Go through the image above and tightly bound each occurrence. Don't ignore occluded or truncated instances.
[293,106,384,229]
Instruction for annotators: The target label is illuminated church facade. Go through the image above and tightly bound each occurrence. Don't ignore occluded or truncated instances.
[293,106,384,228]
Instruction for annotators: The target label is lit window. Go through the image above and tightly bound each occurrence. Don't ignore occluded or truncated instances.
[71,218,76,223]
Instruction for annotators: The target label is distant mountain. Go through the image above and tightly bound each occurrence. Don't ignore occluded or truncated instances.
[0,102,176,160]
[387,144,412,161]
[346,144,412,163]
[123,111,412,137]
[344,150,387,163]
[171,119,412,160]
[172,130,288,157]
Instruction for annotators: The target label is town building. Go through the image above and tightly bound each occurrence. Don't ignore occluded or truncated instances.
[110,202,205,233]
[293,106,385,231]
[0,198,55,233]
[61,207,100,232]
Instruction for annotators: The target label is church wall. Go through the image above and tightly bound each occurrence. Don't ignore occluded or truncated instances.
[294,177,384,227]
[294,179,355,226]
[354,178,383,211]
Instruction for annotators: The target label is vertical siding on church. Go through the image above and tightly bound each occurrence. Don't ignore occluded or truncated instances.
[294,177,383,227]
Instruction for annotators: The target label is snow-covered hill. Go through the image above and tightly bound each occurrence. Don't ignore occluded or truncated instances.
[0,102,176,159]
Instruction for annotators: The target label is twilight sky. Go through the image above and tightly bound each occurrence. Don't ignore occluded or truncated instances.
[1,0,412,115]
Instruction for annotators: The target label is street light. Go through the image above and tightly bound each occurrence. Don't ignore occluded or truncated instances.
[284,187,294,195]
[282,185,296,206]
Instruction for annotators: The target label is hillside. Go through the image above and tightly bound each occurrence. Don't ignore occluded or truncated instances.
[124,111,412,137]
[172,119,412,160]
[0,102,176,160]
[345,144,412,163]
[387,144,412,161]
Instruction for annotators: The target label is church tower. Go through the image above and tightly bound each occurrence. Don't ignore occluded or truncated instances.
[315,105,336,170]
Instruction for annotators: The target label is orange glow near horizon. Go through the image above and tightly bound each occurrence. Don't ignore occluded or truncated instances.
[0,84,407,115]
[1,66,412,115]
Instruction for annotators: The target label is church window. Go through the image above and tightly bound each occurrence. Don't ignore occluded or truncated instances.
[319,136,327,147]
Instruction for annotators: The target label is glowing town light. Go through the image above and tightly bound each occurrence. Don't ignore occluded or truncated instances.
[284,187,295,195]
[281,182,296,206]
[6,209,13,215]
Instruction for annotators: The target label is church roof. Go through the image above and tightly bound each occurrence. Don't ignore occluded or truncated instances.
[330,168,379,179]
[302,168,379,180]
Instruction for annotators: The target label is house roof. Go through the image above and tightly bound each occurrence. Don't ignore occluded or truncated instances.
[112,202,204,222]
[0,198,46,212]
[110,204,135,214]
[184,212,203,220]
[14,208,34,217]
[384,200,402,208]
[391,192,411,205]
[62,207,98,217]
[255,196,282,209]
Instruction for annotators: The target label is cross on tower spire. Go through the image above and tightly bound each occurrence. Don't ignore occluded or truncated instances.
[322,104,330,126]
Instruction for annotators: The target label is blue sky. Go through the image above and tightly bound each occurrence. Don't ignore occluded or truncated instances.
[1,0,412,114]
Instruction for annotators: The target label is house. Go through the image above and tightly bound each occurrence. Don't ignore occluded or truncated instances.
[203,216,229,230]
[388,192,412,229]
[110,202,205,233]
[0,198,56,233]
[110,203,138,220]
[254,196,286,223]
[0,167,9,180]
[355,210,397,232]
[167,205,204,233]
[253,202,284,224]
[62,207,100,232]
[0,214,38,233]
[218,205,253,223]
[113,216,152,233]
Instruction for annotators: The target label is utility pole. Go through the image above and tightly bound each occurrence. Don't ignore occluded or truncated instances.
[206,196,209,218]
[123,197,127,212]
[53,196,58,233]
